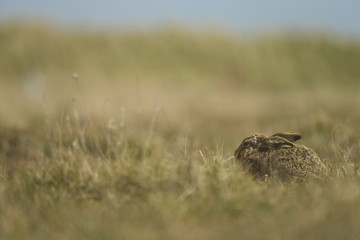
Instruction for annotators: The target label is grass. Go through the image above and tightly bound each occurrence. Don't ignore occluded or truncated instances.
[0,23,360,239]
[1,22,360,89]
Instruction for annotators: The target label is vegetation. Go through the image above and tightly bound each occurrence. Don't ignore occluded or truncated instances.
[1,22,360,89]
[0,23,360,239]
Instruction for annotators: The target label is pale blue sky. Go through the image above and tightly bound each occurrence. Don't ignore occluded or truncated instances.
[1,0,360,35]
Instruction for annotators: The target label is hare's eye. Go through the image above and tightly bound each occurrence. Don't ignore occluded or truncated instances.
[242,142,250,147]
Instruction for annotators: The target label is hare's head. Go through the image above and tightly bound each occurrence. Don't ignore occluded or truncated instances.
[234,133,267,160]
[234,132,302,160]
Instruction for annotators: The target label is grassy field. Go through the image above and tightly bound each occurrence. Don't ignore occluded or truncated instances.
[1,23,360,239]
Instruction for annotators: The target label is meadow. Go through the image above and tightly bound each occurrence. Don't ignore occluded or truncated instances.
[0,23,360,239]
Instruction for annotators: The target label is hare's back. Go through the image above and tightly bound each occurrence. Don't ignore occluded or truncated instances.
[269,144,324,179]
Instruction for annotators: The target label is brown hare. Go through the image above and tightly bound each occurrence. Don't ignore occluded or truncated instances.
[234,132,326,182]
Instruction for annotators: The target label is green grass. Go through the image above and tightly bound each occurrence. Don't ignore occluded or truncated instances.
[1,22,360,89]
[1,23,360,239]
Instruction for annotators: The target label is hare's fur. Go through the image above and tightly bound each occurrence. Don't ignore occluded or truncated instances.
[234,132,326,182]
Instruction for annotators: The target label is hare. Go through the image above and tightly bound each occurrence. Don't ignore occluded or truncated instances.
[234,132,326,182]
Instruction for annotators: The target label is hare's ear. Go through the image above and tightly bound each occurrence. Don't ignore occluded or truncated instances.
[272,132,301,143]
[261,136,294,150]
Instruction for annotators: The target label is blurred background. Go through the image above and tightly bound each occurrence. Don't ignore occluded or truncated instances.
[1,0,360,157]
[2,1,360,34]
[2,3,360,239]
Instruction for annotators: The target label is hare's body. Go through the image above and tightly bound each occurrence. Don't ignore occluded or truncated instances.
[234,133,326,182]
